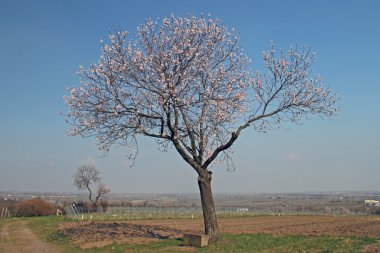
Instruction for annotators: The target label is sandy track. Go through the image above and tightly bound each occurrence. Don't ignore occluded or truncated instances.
[0,220,61,253]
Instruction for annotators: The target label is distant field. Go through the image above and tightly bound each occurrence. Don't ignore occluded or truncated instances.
[19,215,380,252]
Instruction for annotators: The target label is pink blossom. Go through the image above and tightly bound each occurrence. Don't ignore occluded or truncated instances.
[65,14,338,171]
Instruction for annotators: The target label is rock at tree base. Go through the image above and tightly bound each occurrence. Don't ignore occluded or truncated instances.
[183,233,209,247]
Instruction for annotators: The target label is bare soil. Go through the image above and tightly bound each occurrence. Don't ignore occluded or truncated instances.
[59,221,185,248]
[0,220,62,253]
[59,215,380,249]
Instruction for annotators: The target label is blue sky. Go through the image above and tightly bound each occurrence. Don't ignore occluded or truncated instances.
[0,0,379,193]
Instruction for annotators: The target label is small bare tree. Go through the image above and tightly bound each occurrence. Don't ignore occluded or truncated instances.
[73,165,110,210]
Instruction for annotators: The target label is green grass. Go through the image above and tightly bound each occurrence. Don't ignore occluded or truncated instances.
[26,216,378,253]
[27,216,71,246]
[198,234,376,253]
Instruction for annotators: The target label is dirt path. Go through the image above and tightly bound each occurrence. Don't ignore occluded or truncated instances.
[0,220,62,253]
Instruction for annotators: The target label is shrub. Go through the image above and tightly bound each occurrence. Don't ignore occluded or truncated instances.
[15,197,55,217]
[0,198,20,215]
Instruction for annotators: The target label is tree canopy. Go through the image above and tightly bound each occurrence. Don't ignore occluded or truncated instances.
[65,14,338,173]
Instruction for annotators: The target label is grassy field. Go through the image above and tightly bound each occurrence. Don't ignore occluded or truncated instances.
[20,216,378,253]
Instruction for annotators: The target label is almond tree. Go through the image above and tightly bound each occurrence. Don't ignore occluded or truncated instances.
[73,165,110,210]
[65,14,338,240]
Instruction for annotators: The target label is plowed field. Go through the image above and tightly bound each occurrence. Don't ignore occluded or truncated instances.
[59,215,380,249]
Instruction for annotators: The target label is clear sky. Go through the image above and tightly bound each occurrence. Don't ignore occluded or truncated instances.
[0,0,379,194]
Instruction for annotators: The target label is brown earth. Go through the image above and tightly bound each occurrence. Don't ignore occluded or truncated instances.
[0,220,62,253]
[59,215,380,249]
[59,221,184,248]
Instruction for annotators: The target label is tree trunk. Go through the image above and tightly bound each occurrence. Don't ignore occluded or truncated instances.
[198,172,220,241]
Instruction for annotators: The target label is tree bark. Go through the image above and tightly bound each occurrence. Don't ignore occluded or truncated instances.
[198,172,220,241]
